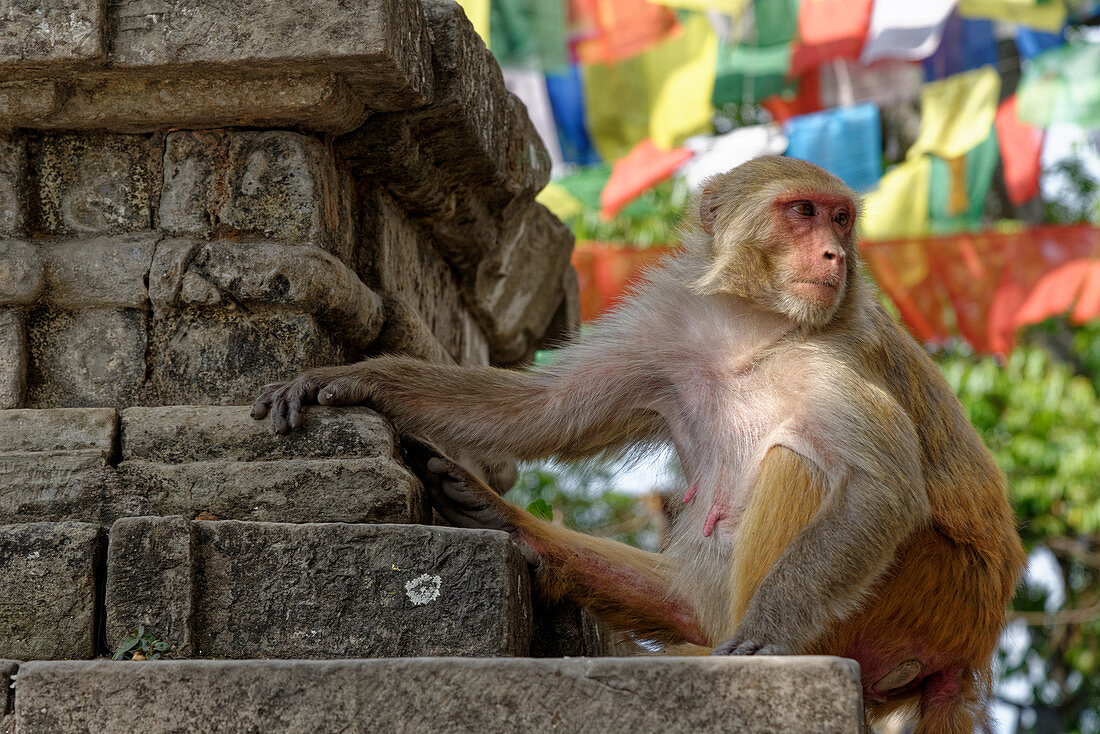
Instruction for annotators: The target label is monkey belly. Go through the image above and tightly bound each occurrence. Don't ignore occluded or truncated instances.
[813,527,1006,704]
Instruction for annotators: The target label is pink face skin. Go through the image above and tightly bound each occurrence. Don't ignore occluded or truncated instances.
[772,192,854,310]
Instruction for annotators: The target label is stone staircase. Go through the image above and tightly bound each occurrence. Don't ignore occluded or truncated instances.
[0,1,863,731]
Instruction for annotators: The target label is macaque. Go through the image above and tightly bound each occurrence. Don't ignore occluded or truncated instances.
[252,157,1025,733]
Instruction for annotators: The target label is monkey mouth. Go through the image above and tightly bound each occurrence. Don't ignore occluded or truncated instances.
[794,279,840,290]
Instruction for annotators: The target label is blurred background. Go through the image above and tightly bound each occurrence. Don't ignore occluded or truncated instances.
[456,1,1100,731]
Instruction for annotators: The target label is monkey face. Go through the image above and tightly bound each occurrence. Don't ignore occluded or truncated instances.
[770,193,855,325]
[691,156,860,329]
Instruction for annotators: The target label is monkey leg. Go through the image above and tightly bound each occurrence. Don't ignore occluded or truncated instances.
[405,437,708,646]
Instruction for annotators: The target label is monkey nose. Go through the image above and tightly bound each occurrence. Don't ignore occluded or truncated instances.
[823,248,842,261]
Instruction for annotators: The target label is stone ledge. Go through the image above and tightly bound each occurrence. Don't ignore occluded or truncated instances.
[105,520,532,660]
[11,657,864,733]
[0,0,433,114]
[0,407,426,526]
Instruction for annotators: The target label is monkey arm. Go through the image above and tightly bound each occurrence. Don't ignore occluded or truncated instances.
[717,393,931,656]
[404,437,708,646]
[252,331,667,461]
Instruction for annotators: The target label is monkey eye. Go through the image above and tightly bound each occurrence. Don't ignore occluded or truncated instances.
[834,211,850,227]
[792,202,815,217]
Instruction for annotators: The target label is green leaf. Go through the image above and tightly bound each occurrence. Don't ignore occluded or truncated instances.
[526,498,553,521]
[112,636,139,660]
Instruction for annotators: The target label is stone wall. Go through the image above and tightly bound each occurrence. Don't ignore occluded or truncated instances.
[0,0,596,671]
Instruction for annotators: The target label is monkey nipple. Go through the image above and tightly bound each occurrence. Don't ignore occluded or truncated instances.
[703,503,726,538]
[683,483,698,504]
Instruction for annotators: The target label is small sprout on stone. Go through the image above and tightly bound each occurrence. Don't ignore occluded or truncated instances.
[112,625,174,661]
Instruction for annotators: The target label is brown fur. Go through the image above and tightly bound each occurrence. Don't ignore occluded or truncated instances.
[253,156,1025,732]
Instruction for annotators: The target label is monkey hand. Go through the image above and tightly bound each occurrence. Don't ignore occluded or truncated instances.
[251,365,373,434]
[402,436,521,534]
[711,629,793,657]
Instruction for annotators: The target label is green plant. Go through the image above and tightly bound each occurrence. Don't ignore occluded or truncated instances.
[112,625,174,661]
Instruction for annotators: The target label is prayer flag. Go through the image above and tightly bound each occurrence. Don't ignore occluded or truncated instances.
[860,0,957,64]
[789,0,872,76]
[994,96,1043,205]
[784,103,883,192]
[600,139,693,219]
[908,66,1000,161]
[861,156,933,241]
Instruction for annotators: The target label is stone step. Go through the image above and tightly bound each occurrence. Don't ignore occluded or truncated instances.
[0,517,608,662]
[6,657,864,733]
[0,406,425,526]
[105,518,532,660]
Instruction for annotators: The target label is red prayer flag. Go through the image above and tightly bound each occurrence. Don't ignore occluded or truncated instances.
[761,70,822,123]
[995,96,1044,205]
[865,226,1100,355]
[599,138,693,220]
[788,0,873,77]
[571,243,671,321]
[571,0,680,65]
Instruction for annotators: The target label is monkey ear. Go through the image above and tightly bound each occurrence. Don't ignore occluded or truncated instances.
[698,185,721,235]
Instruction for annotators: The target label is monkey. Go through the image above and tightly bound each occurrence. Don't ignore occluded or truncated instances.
[252,156,1025,733]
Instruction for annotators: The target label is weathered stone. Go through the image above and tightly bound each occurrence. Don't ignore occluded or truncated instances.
[121,405,401,463]
[0,407,117,456]
[114,459,421,524]
[102,521,532,659]
[111,405,424,525]
[541,262,582,351]
[0,408,116,523]
[0,311,25,408]
[110,0,432,111]
[161,131,353,259]
[0,137,26,236]
[25,308,147,408]
[104,516,194,656]
[531,598,613,658]
[372,295,456,365]
[469,203,575,363]
[460,310,490,366]
[0,240,42,305]
[147,309,347,406]
[415,0,549,204]
[151,240,383,349]
[30,73,368,134]
[14,657,865,732]
[0,82,62,130]
[359,188,465,360]
[0,0,105,66]
[39,232,155,309]
[0,659,15,716]
[0,522,103,660]
[33,133,159,236]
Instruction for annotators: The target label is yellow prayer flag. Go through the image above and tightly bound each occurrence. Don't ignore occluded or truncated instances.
[454,0,490,46]
[537,182,585,220]
[653,0,749,15]
[647,14,720,150]
[958,0,1066,33]
[584,15,718,159]
[861,156,932,241]
[908,66,1001,161]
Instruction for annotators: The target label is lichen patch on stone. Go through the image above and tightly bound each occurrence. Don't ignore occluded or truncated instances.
[404,573,441,605]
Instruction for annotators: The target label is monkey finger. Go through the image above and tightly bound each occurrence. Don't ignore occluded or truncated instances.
[250,383,281,419]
